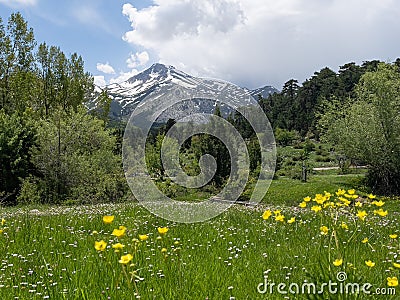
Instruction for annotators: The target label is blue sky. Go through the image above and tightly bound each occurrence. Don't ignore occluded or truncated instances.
[1,0,400,89]
[0,0,154,87]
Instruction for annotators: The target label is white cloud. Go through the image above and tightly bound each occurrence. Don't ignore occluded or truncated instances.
[0,0,37,7]
[93,75,107,87]
[126,51,150,68]
[96,62,116,75]
[109,69,139,84]
[122,0,400,88]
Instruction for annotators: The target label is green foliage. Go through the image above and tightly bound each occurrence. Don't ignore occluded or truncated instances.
[91,89,113,127]
[35,42,94,116]
[320,63,400,194]
[0,13,36,113]
[274,127,298,146]
[17,175,41,204]
[191,133,231,187]
[0,13,93,116]
[0,13,108,205]
[24,107,126,204]
[0,110,36,204]
[260,60,391,138]
[247,137,261,176]
[302,138,315,154]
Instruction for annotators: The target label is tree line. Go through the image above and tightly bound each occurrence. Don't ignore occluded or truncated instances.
[259,60,400,194]
[0,13,125,205]
[259,60,400,138]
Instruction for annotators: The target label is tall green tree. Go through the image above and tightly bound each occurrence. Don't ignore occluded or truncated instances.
[0,12,36,113]
[319,63,400,194]
[20,107,125,204]
[0,110,36,204]
[35,43,93,116]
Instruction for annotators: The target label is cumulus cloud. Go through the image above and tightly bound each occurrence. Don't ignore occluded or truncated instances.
[126,51,150,68]
[93,75,107,87]
[96,62,116,74]
[0,0,37,7]
[122,0,400,88]
[109,69,139,84]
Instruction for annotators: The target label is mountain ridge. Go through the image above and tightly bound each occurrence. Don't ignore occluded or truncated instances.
[90,63,278,120]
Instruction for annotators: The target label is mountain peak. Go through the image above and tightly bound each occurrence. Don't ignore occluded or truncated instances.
[127,63,168,84]
[150,62,174,71]
[90,64,277,120]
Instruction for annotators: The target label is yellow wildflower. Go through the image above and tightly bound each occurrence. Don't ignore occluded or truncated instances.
[341,198,351,206]
[139,234,149,241]
[102,215,115,224]
[387,277,398,287]
[287,217,295,224]
[340,222,349,230]
[355,201,362,207]
[119,253,133,265]
[94,240,107,251]
[372,200,385,207]
[336,189,346,196]
[1,218,5,225]
[111,226,126,238]
[362,238,369,244]
[365,260,375,267]
[157,227,169,235]
[303,196,311,202]
[275,215,285,222]
[161,248,167,253]
[112,243,125,252]
[367,193,376,199]
[262,210,272,220]
[348,189,356,195]
[320,226,329,236]
[393,263,400,269]
[273,210,281,215]
[311,205,322,213]
[333,259,343,267]
[299,202,307,208]
[356,211,367,221]
[324,202,335,208]
[373,209,388,217]
[314,194,326,204]
[389,234,398,239]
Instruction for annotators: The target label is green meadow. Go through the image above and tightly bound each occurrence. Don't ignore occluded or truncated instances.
[1,175,399,299]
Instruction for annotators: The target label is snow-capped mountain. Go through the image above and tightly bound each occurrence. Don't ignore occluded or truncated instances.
[250,85,279,100]
[89,63,278,120]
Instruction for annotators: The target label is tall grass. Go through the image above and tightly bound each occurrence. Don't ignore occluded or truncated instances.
[0,184,398,299]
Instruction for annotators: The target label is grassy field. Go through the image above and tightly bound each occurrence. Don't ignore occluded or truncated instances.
[264,174,367,206]
[0,175,399,299]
